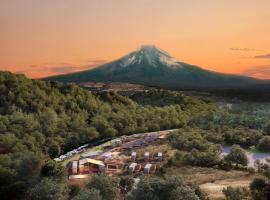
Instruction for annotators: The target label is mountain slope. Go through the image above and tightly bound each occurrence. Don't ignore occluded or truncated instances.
[45,45,268,90]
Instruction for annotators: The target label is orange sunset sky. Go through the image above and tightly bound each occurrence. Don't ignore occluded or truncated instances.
[0,0,270,79]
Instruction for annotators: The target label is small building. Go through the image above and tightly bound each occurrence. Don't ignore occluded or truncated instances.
[226,103,233,110]
[144,164,152,174]
[144,164,156,174]
[128,162,141,175]
[59,155,66,160]
[111,138,122,147]
[157,152,163,161]
[101,151,120,160]
[80,150,103,159]
[133,140,142,148]
[105,163,122,175]
[144,152,150,162]
[129,163,137,175]
[120,135,128,142]
[131,152,136,161]
[78,158,105,173]
[54,158,61,162]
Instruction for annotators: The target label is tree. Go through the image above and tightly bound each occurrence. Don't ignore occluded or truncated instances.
[39,109,58,136]
[120,176,134,193]
[68,184,81,199]
[169,186,200,200]
[128,176,199,200]
[41,160,66,179]
[30,178,68,200]
[72,189,101,200]
[250,177,270,200]
[224,145,248,166]
[169,130,213,151]
[222,186,250,200]
[185,145,221,167]
[87,174,119,200]
[257,136,270,152]
[0,133,18,154]
[47,140,61,158]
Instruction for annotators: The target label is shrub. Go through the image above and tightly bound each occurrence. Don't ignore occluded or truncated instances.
[222,186,250,200]
[257,136,270,152]
[224,145,248,167]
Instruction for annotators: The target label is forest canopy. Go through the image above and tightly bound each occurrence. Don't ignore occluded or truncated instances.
[0,71,214,199]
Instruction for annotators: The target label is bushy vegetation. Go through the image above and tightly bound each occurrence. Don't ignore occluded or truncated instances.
[86,174,119,200]
[30,178,68,200]
[224,145,248,167]
[127,176,203,200]
[222,186,250,200]
[257,136,270,152]
[168,129,222,167]
[250,177,270,200]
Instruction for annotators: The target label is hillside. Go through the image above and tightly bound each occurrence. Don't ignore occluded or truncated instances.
[0,71,214,200]
[45,45,269,90]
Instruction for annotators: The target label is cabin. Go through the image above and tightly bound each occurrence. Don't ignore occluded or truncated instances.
[129,163,137,175]
[144,164,152,174]
[157,152,163,162]
[111,138,122,147]
[144,152,150,162]
[131,152,136,161]
[133,140,143,148]
[78,158,105,174]
[128,163,141,175]
[123,142,133,150]
[105,163,122,175]
[144,164,156,174]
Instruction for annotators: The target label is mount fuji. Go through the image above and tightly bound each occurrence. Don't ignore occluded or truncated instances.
[45,45,268,90]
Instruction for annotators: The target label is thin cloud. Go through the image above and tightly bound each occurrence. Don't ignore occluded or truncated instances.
[242,65,270,79]
[14,59,107,78]
[230,48,262,52]
[86,59,107,64]
[48,65,90,74]
[254,54,270,59]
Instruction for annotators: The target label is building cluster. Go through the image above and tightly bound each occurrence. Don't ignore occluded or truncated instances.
[69,130,175,179]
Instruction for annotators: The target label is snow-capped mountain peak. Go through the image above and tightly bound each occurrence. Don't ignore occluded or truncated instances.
[119,45,181,68]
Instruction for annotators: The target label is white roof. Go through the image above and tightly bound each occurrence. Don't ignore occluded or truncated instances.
[77,144,88,150]
[79,158,105,166]
[144,164,152,169]
[101,151,120,158]
[131,152,136,156]
[144,152,149,156]
[81,150,103,158]
[129,163,137,168]
[158,152,162,157]
[111,138,121,143]
[59,155,66,159]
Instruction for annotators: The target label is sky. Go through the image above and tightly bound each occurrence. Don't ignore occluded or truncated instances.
[0,0,270,79]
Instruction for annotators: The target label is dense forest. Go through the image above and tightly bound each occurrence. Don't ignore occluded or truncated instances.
[0,71,214,199]
[1,71,270,199]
